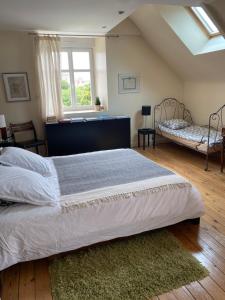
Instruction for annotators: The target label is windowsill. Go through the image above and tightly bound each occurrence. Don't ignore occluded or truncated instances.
[64,109,108,116]
[64,110,97,114]
[196,35,225,55]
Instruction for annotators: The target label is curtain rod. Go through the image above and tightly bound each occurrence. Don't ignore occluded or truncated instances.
[28,32,120,38]
[28,32,141,38]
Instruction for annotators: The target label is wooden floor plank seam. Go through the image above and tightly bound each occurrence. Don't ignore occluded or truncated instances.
[185,281,213,300]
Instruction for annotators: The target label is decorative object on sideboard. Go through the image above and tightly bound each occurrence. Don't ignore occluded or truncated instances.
[46,116,58,124]
[0,114,7,140]
[142,105,151,129]
[2,72,31,102]
[95,97,101,111]
[118,73,140,94]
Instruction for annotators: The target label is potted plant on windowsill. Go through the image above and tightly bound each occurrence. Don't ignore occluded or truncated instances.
[95,97,101,111]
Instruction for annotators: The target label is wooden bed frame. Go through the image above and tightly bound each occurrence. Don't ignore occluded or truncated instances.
[154,98,224,171]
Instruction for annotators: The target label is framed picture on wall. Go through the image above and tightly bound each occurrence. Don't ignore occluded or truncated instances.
[2,72,31,102]
[118,73,140,94]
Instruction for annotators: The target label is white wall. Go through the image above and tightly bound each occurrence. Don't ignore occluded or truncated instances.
[106,19,183,146]
[183,81,225,125]
[0,32,42,136]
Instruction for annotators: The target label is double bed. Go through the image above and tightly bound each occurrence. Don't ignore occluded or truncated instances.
[154,98,224,170]
[0,148,204,271]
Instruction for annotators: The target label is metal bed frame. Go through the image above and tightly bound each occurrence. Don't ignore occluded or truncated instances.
[154,98,224,171]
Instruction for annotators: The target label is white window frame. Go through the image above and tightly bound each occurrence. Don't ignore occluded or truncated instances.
[190,7,220,37]
[60,47,95,112]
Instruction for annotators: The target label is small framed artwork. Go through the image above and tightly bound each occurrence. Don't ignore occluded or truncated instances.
[2,72,31,102]
[118,73,140,94]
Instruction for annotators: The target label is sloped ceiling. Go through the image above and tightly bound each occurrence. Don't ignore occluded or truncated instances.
[130,4,225,81]
[0,0,211,34]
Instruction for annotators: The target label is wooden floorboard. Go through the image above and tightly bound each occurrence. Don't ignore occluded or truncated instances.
[18,261,35,300]
[1,143,225,300]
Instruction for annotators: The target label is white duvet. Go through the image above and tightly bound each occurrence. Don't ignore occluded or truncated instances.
[0,159,204,271]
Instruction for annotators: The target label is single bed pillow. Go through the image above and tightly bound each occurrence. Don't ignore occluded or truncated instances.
[0,147,52,177]
[161,119,190,130]
[0,165,59,206]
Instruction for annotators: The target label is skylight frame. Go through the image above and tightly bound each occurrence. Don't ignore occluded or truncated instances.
[190,6,220,37]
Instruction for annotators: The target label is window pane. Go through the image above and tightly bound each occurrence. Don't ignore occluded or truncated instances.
[74,72,92,106]
[73,52,90,70]
[60,52,69,70]
[61,72,72,107]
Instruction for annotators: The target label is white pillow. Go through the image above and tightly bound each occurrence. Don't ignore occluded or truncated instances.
[0,165,59,206]
[0,147,52,177]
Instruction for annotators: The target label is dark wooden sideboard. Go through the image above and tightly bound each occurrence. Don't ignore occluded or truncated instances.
[45,116,131,156]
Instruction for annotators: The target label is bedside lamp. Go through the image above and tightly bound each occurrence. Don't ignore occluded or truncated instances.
[142,105,151,129]
[0,114,7,141]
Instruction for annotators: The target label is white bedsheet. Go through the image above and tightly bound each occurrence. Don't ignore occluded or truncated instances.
[0,165,204,271]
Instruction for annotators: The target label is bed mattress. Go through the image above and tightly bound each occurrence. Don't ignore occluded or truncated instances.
[0,149,204,271]
[158,124,221,146]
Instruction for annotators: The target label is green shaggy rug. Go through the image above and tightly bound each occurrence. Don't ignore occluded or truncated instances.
[49,230,208,300]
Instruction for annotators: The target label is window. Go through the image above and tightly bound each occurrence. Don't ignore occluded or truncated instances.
[191,7,220,36]
[60,49,95,111]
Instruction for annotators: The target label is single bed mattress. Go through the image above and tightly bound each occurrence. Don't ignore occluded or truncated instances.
[158,124,222,146]
[0,149,204,271]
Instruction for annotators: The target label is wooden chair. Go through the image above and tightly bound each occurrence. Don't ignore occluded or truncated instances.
[10,121,45,154]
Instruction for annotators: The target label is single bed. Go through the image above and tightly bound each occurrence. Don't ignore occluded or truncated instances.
[154,98,224,170]
[0,149,204,271]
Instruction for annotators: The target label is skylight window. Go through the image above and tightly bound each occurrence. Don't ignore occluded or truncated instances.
[191,6,220,36]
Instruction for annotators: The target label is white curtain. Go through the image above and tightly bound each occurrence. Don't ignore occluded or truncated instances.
[35,35,63,121]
